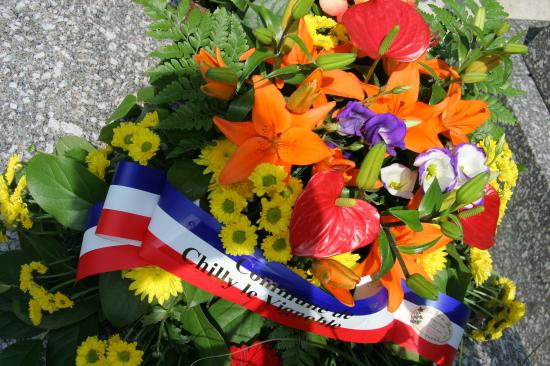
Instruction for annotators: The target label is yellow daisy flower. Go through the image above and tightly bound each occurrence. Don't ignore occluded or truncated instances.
[288,266,307,279]
[52,292,74,310]
[220,216,258,256]
[106,334,143,366]
[471,329,487,342]
[330,252,361,270]
[5,154,22,185]
[138,111,159,128]
[19,205,32,229]
[280,176,303,204]
[28,299,42,326]
[303,15,349,50]
[261,233,292,263]
[123,266,183,305]
[76,336,108,366]
[257,196,292,234]
[469,248,493,286]
[86,149,110,180]
[194,139,237,181]
[111,122,140,151]
[495,276,516,301]
[127,128,161,166]
[418,247,447,280]
[506,300,525,325]
[249,163,287,197]
[209,188,248,224]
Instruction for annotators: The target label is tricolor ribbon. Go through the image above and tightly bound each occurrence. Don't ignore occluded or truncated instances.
[77,162,470,366]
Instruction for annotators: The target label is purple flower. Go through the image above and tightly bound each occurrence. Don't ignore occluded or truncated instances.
[337,101,376,137]
[452,143,489,188]
[362,113,406,156]
[414,148,457,192]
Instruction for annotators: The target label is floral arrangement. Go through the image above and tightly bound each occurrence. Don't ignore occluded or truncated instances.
[0,0,528,365]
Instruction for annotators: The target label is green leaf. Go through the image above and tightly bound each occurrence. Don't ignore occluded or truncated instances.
[107,95,139,123]
[0,340,42,366]
[374,230,394,280]
[98,121,120,144]
[242,0,286,30]
[419,178,443,216]
[356,142,386,190]
[429,84,446,105]
[0,284,11,295]
[62,148,89,163]
[398,236,442,255]
[239,49,276,84]
[0,251,33,285]
[0,299,42,339]
[406,273,439,301]
[183,282,214,308]
[441,215,463,240]
[18,232,66,268]
[167,160,211,201]
[388,209,422,232]
[286,33,314,62]
[208,299,264,343]
[177,306,230,366]
[225,87,254,121]
[137,86,156,102]
[446,244,470,273]
[46,315,98,366]
[432,268,449,293]
[54,136,94,157]
[99,272,150,328]
[26,154,108,231]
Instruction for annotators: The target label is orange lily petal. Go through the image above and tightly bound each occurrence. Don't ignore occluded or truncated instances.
[213,116,257,145]
[290,101,336,130]
[404,116,444,153]
[362,83,380,98]
[283,18,317,65]
[201,83,236,101]
[393,223,452,254]
[252,76,291,140]
[380,266,405,312]
[219,137,278,185]
[324,283,355,307]
[214,48,227,67]
[320,69,365,100]
[385,61,420,117]
[277,127,332,165]
[239,48,256,62]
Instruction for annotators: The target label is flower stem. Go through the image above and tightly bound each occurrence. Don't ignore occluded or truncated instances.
[49,279,75,292]
[70,287,98,300]
[385,227,410,278]
[36,270,75,279]
[365,58,381,84]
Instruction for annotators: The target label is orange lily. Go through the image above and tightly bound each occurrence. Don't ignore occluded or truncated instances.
[367,61,448,153]
[312,148,356,183]
[213,76,335,184]
[311,258,360,307]
[355,224,452,312]
[194,48,236,101]
[301,68,364,108]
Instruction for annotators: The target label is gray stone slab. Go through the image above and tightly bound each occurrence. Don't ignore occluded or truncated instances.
[524,26,550,110]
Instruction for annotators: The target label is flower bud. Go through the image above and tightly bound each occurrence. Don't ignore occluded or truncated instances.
[465,55,501,74]
[496,22,511,36]
[205,67,239,84]
[474,7,486,30]
[441,219,463,240]
[406,274,439,301]
[347,142,364,151]
[286,79,321,113]
[254,27,274,45]
[311,259,360,290]
[503,43,528,55]
[292,0,315,20]
[461,72,488,84]
[391,85,412,94]
[356,142,386,190]
[315,53,357,71]
[455,172,489,206]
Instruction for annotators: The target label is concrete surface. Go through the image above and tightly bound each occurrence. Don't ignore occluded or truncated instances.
[0,1,549,365]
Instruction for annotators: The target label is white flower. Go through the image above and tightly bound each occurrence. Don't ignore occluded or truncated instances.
[381,163,417,199]
[452,143,489,188]
[414,148,456,192]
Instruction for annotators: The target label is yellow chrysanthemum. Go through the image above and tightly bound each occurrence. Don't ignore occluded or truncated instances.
[469,248,493,286]
[506,300,525,325]
[261,233,292,263]
[76,336,108,366]
[418,247,447,280]
[257,196,292,234]
[249,163,287,197]
[1,174,31,230]
[330,252,361,270]
[139,111,159,128]
[280,176,303,205]
[209,188,248,224]
[28,299,42,326]
[86,149,110,180]
[111,122,140,151]
[495,276,516,302]
[478,137,518,224]
[123,266,183,305]
[471,329,487,342]
[5,154,22,185]
[194,139,237,181]
[19,261,48,293]
[127,128,161,166]
[106,334,143,366]
[303,15,349,50]
[289,266,307,279]
[52,292,74,310]
[220,216,258,256]
[19,206,32,229]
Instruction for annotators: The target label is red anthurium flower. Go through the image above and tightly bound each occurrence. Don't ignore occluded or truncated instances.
[342,0,431,62]
[460,185,500,250]
[290,171,380,258]
[229,341,282,366]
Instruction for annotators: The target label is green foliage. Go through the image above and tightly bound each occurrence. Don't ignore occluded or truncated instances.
[26,153,108,231]
[167,159,211,200]
[208,299,264,343]
[46,316,98,366]
[182,282,214,307]
[269,327,322,366]
[0,339,43,366]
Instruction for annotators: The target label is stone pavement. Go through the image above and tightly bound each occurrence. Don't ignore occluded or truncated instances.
[1,1,549,365]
